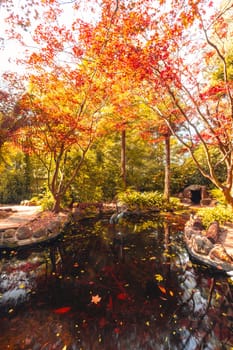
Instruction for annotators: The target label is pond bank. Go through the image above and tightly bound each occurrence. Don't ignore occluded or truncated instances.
[0,206,69,248]
[184,215,233,273]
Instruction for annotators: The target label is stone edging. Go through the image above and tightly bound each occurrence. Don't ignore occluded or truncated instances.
[184,216,233,273]
[0,211,70,249]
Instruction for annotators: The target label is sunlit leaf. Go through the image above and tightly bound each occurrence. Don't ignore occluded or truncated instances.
[154,274,163,282]
[91,294,101,304]
[158,285,166,294]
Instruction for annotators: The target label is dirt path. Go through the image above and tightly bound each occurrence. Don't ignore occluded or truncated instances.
[0,205,42,230]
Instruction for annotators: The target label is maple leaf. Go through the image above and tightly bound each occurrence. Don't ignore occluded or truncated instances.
[91,294,102,304]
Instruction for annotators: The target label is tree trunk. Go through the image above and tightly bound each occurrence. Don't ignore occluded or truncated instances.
[223,187,233,209]
[121,129,127,189]
[164,134,170,202]
[52,195,62,213]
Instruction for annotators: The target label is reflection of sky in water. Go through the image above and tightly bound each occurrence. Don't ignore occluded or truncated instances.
[0,270,33,306]
[0,257,45,308]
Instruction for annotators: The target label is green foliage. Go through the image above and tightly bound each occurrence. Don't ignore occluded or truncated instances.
[40,191,55,211]
[0,146,31,204]
[171,145,227,195]
[210,188,226,205]
[197,205,233,228]
[117,189,182,211]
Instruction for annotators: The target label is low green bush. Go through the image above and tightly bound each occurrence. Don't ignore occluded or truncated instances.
[197,204,233,228]
[40,192,55,211]
[117,189,182,212]
[210,188,226,205]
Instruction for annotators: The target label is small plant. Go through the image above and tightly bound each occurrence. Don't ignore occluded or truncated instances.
[197,204,233,228]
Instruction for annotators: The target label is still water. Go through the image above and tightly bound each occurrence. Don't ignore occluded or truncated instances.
[0,215,233,350]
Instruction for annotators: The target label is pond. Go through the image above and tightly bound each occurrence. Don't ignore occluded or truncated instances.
[0,214,233,350]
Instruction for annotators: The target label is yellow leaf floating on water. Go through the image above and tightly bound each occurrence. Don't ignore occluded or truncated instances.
[154,274,163,282]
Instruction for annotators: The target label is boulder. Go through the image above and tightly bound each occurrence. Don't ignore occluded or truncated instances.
[205,221,220,244]
[192,217,205,231]
[16,226,32,240]
[192,235,214,255]
[33,228,48,238]
[3,229,16,239]
[209,244,233,264]
[47,220,61,235]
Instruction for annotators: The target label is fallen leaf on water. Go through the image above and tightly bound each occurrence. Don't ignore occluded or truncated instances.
[154,274,163,282]
[107,295,113,310]
[53,306,71,314]
[117,293,128,300]
[91,294,101,304]
[114,327,120,334]
[158,285,166,294]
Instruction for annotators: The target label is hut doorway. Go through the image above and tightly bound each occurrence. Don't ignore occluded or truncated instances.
[190,189,201,204]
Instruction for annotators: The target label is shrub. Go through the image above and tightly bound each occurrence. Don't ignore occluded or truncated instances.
[197,204,233,228]
[117,189,182,212]
[40,192,55,211]
[210,188,226,205]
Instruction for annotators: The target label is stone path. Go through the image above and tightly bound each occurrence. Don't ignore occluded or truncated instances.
[0,205,42,230]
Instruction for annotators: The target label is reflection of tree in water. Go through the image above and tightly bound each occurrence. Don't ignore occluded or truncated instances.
[170,271,233,349]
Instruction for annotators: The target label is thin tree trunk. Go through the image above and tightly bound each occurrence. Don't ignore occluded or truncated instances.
[164,134,170,202]
[53,195,62,213]
[121,129,127,189]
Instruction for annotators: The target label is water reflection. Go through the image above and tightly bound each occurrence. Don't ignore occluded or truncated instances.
[0,216,232,349]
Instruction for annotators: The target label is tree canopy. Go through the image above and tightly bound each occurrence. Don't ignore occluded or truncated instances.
[1,0,233,210]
